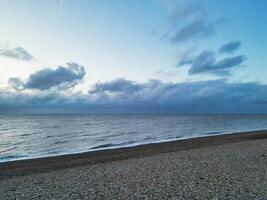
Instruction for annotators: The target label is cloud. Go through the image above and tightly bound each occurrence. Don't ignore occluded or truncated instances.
[0,46,34,61]
[219,41,241,54]
[167,0,204,25]
[25,62,85,90]
[177,51,195,66]
[160,0,222,43]
[8,78,24,90]
[9,63,86,91]
[90,78,144,94]
[211,55,246,73]
[87,79,267,113]
[170,20,215,43]
[1,79,267,113]
[178,48,247,76]
[189,52,246,75]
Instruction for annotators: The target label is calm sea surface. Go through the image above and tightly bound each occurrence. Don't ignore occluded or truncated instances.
[0,114,267,163]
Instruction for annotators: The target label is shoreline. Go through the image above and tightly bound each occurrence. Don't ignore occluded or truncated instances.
[1,129,266,163]
[0,129,255,163]
[0,130,266,178]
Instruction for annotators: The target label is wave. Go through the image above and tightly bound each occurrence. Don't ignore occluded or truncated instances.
[0,153,29,162]
[90,143,115,149]
[205,131,221,135]
[83,123,92,126]
[90,140,137,150]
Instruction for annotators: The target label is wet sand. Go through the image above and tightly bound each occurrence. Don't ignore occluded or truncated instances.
[0,130,267,199]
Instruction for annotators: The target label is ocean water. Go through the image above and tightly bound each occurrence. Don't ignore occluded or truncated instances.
[0,114,267,163]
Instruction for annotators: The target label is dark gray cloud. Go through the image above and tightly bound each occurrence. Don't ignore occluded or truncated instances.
[90,78,144,94]
[171,20,215,43]
[9,63,86,91]
[87,79,267,113]
[24,62,85,90]
[0,47,34,61]
[178,49,246,75]
[219,41,241,54]
[1,79,267,113]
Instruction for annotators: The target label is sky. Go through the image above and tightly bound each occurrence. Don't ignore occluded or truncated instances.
[0,0,266,113]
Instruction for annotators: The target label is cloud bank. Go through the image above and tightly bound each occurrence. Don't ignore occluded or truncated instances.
[1,78,267,113]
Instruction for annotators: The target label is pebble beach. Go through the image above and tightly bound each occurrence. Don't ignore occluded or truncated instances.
[0,130,266,199]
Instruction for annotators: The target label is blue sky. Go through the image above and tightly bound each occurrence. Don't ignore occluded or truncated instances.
[0,0,266,113]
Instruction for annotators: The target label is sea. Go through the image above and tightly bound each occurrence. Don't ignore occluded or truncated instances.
[0,114,267,163]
